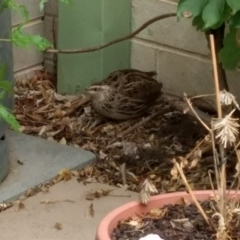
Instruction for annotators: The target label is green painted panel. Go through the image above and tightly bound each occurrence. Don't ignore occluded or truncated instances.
[58,0,102,94]
[58,0,131,94]
[102,0,131,77]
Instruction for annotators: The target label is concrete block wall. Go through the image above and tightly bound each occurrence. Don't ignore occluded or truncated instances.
[131,0,240,98]
[12,0,240,98]
[12,0,57,81]
[12,0,44,80]
[43,0,58,73]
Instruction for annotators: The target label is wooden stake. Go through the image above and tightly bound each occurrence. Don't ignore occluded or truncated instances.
[209,34,227,221]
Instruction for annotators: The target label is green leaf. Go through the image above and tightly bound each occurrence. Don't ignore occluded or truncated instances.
[60,0,72,4]
[202,0,225,29]
[11,26,53,50]
[0,65,11,94]
[39,0,48,11]
[1,0,29,22]
[192,15,205,30]
[0,92,5,100]
[40,0,71,11]
[18,5,29,22]
[0,65,6,81]
[229,11,240,29]
[219,29,240,70]
[0,81,12,94]
[0,105,20,131]
[26,35,53,51]
[227,0,240,14]
[177,0,207,18]
[0,0,9,13]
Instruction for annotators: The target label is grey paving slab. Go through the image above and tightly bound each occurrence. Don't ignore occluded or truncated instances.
[0,130,96,203]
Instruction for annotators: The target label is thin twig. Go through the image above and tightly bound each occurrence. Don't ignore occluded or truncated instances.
[185,137,207,160]
[190,94,216,100]
[208,170,217,199]
[0,38,11,42]
[65,96,90,115]
[46,13,176,54]
[228,144,240,196]
[117,107,174,139]
[184,93,211,132]
[108,194,131,198]
[211,133,221,191]
[120,163,127,186]
[174,160,216,231]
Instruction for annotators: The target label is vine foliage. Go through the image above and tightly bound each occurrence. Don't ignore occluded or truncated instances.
[177,0,240,70]
[0,0,70,130]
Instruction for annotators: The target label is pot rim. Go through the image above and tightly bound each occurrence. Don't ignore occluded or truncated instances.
[96,190,240,240]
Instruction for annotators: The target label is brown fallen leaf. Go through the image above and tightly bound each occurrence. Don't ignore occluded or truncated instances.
[170,161,179,180]
[82,177,97,185]
[25,113,43,122]
[149,208,167,218]
[58,168,72,181]
[127,220,140,227]
[89,203,94,217]
[86,189,114,200]
[17,159,24,165]
[38,125,48,136]
[59,137,67,145]
[64,101,71,108]
[40,200,56,204]
[14,201,25,212]
[121,216,143,229]
[25,188,37,197]
[41,186,50,193]
[71,170,79,177]
[46,130,61,138]
[54,222,63,230]
[40,199,75,204]
[189,157,200,169]
[0,203,10,211]
[19,126,26,132]
[179,197,191,206]
[85,193,95,201]
[54,109,66,118]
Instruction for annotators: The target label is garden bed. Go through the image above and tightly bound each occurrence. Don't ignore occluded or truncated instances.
[13,70,237,193]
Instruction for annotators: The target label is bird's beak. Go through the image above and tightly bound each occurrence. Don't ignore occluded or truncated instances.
[84,89,96,97]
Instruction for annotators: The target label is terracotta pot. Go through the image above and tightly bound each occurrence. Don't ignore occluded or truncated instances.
[96,190,240,240]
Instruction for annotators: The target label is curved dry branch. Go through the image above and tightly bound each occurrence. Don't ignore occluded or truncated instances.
[46,13,176,54]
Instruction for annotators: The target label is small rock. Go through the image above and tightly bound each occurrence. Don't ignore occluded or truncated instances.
[139,234,165,240]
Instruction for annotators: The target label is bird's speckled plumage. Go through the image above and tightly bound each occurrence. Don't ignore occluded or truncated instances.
[86,69,162,120]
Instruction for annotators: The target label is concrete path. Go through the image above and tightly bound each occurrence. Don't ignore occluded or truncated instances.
[0,131,138,239]
[0,181,138,240]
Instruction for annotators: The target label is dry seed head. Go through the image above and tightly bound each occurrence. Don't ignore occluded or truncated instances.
[139,189,150,205]
[212,213,226,239]
[212,109,240,148]
[220,90,240,110]
[139,178,158,205]
[231,208,240,214]
[234,157,240,178]
[141,178,158,194]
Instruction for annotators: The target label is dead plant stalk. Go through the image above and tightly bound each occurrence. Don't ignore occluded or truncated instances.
[174,161,216,231]
[184,94,220,191]
[210,34,227,221]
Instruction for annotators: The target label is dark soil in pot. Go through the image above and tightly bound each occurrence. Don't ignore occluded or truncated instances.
[111,200,240,240]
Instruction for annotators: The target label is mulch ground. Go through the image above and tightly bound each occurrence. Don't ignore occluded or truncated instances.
[13,70,237,193]
[111,199,240,240]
